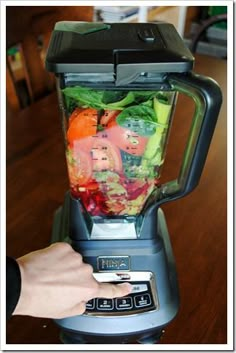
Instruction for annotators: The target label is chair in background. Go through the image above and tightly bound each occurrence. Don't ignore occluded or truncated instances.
[189,13,227,54]
[6,6,94,111]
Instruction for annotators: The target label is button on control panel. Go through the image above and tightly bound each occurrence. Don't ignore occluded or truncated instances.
[134,293,151,308]
[85,280,158,316]
[86,299,95,310]
[132,284,148,293]
[116,297,133,310]
[97,298,114,310]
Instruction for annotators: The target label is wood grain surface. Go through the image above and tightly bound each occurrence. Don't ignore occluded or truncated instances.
[6,54,227,345]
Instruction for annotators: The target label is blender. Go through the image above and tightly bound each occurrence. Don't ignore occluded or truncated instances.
[45,21,222,344]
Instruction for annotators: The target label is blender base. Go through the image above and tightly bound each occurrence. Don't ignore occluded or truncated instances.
[51,192,179,344]
[59,328,165,344]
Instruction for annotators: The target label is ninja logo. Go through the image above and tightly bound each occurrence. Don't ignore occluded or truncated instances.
[98,256,130,271]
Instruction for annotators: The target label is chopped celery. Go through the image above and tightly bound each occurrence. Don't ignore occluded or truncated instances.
[141,95,172,167]
[154,95,172,125]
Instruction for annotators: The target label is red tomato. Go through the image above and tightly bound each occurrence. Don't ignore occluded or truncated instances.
[100,110,120,127]
[68,107,84,125]
[91,138,122,173]
[66,148,92,186]
[107,119,148,156]
[67,108,98,146]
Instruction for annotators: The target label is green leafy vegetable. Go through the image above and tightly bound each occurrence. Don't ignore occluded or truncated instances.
[63,86,105,110]
[116,105,157,136]
[102,91,128,104]
[103,92,136,109]
[64,95,78,114]
[133,91,157,103]
[62,86,157,112]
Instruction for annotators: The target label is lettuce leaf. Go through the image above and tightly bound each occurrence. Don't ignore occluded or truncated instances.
[62,86,157,112]
[116,105,157,136]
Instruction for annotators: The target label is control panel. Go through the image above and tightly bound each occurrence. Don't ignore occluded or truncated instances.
[85,272,159,316]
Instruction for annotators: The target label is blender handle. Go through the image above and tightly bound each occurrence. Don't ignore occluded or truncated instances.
[147,71,222,212]
[162,72,222,201]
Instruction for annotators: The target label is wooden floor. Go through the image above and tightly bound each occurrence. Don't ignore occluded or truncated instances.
[6,54,227,345]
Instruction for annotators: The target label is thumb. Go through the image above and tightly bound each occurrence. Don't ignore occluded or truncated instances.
[96,282,132,299]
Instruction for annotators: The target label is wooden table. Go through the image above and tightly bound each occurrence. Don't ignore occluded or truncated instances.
[6,54,227,345]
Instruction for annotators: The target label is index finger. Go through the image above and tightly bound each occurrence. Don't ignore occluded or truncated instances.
[96,282,132,299]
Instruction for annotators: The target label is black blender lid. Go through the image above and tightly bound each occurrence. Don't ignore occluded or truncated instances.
[45,21,194,86]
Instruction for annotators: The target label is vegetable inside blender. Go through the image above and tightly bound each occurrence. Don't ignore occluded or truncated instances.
[62,86,176,217]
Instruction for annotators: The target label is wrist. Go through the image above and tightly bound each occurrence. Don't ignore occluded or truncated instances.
[13,258,32,316]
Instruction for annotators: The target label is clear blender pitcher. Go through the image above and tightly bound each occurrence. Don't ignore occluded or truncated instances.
[60,86,176,218]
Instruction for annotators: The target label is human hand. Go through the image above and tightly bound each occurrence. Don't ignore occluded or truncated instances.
[13,242,132,319]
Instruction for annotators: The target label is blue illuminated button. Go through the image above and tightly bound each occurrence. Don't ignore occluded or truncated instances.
[97,298,114,310]
[116,297,133,310]
[134,294,152,308]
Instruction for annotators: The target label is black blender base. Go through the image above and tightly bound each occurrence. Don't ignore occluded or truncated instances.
[60,328,165,344]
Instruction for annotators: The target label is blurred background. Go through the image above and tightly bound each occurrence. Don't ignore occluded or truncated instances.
[6,5,227,112]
